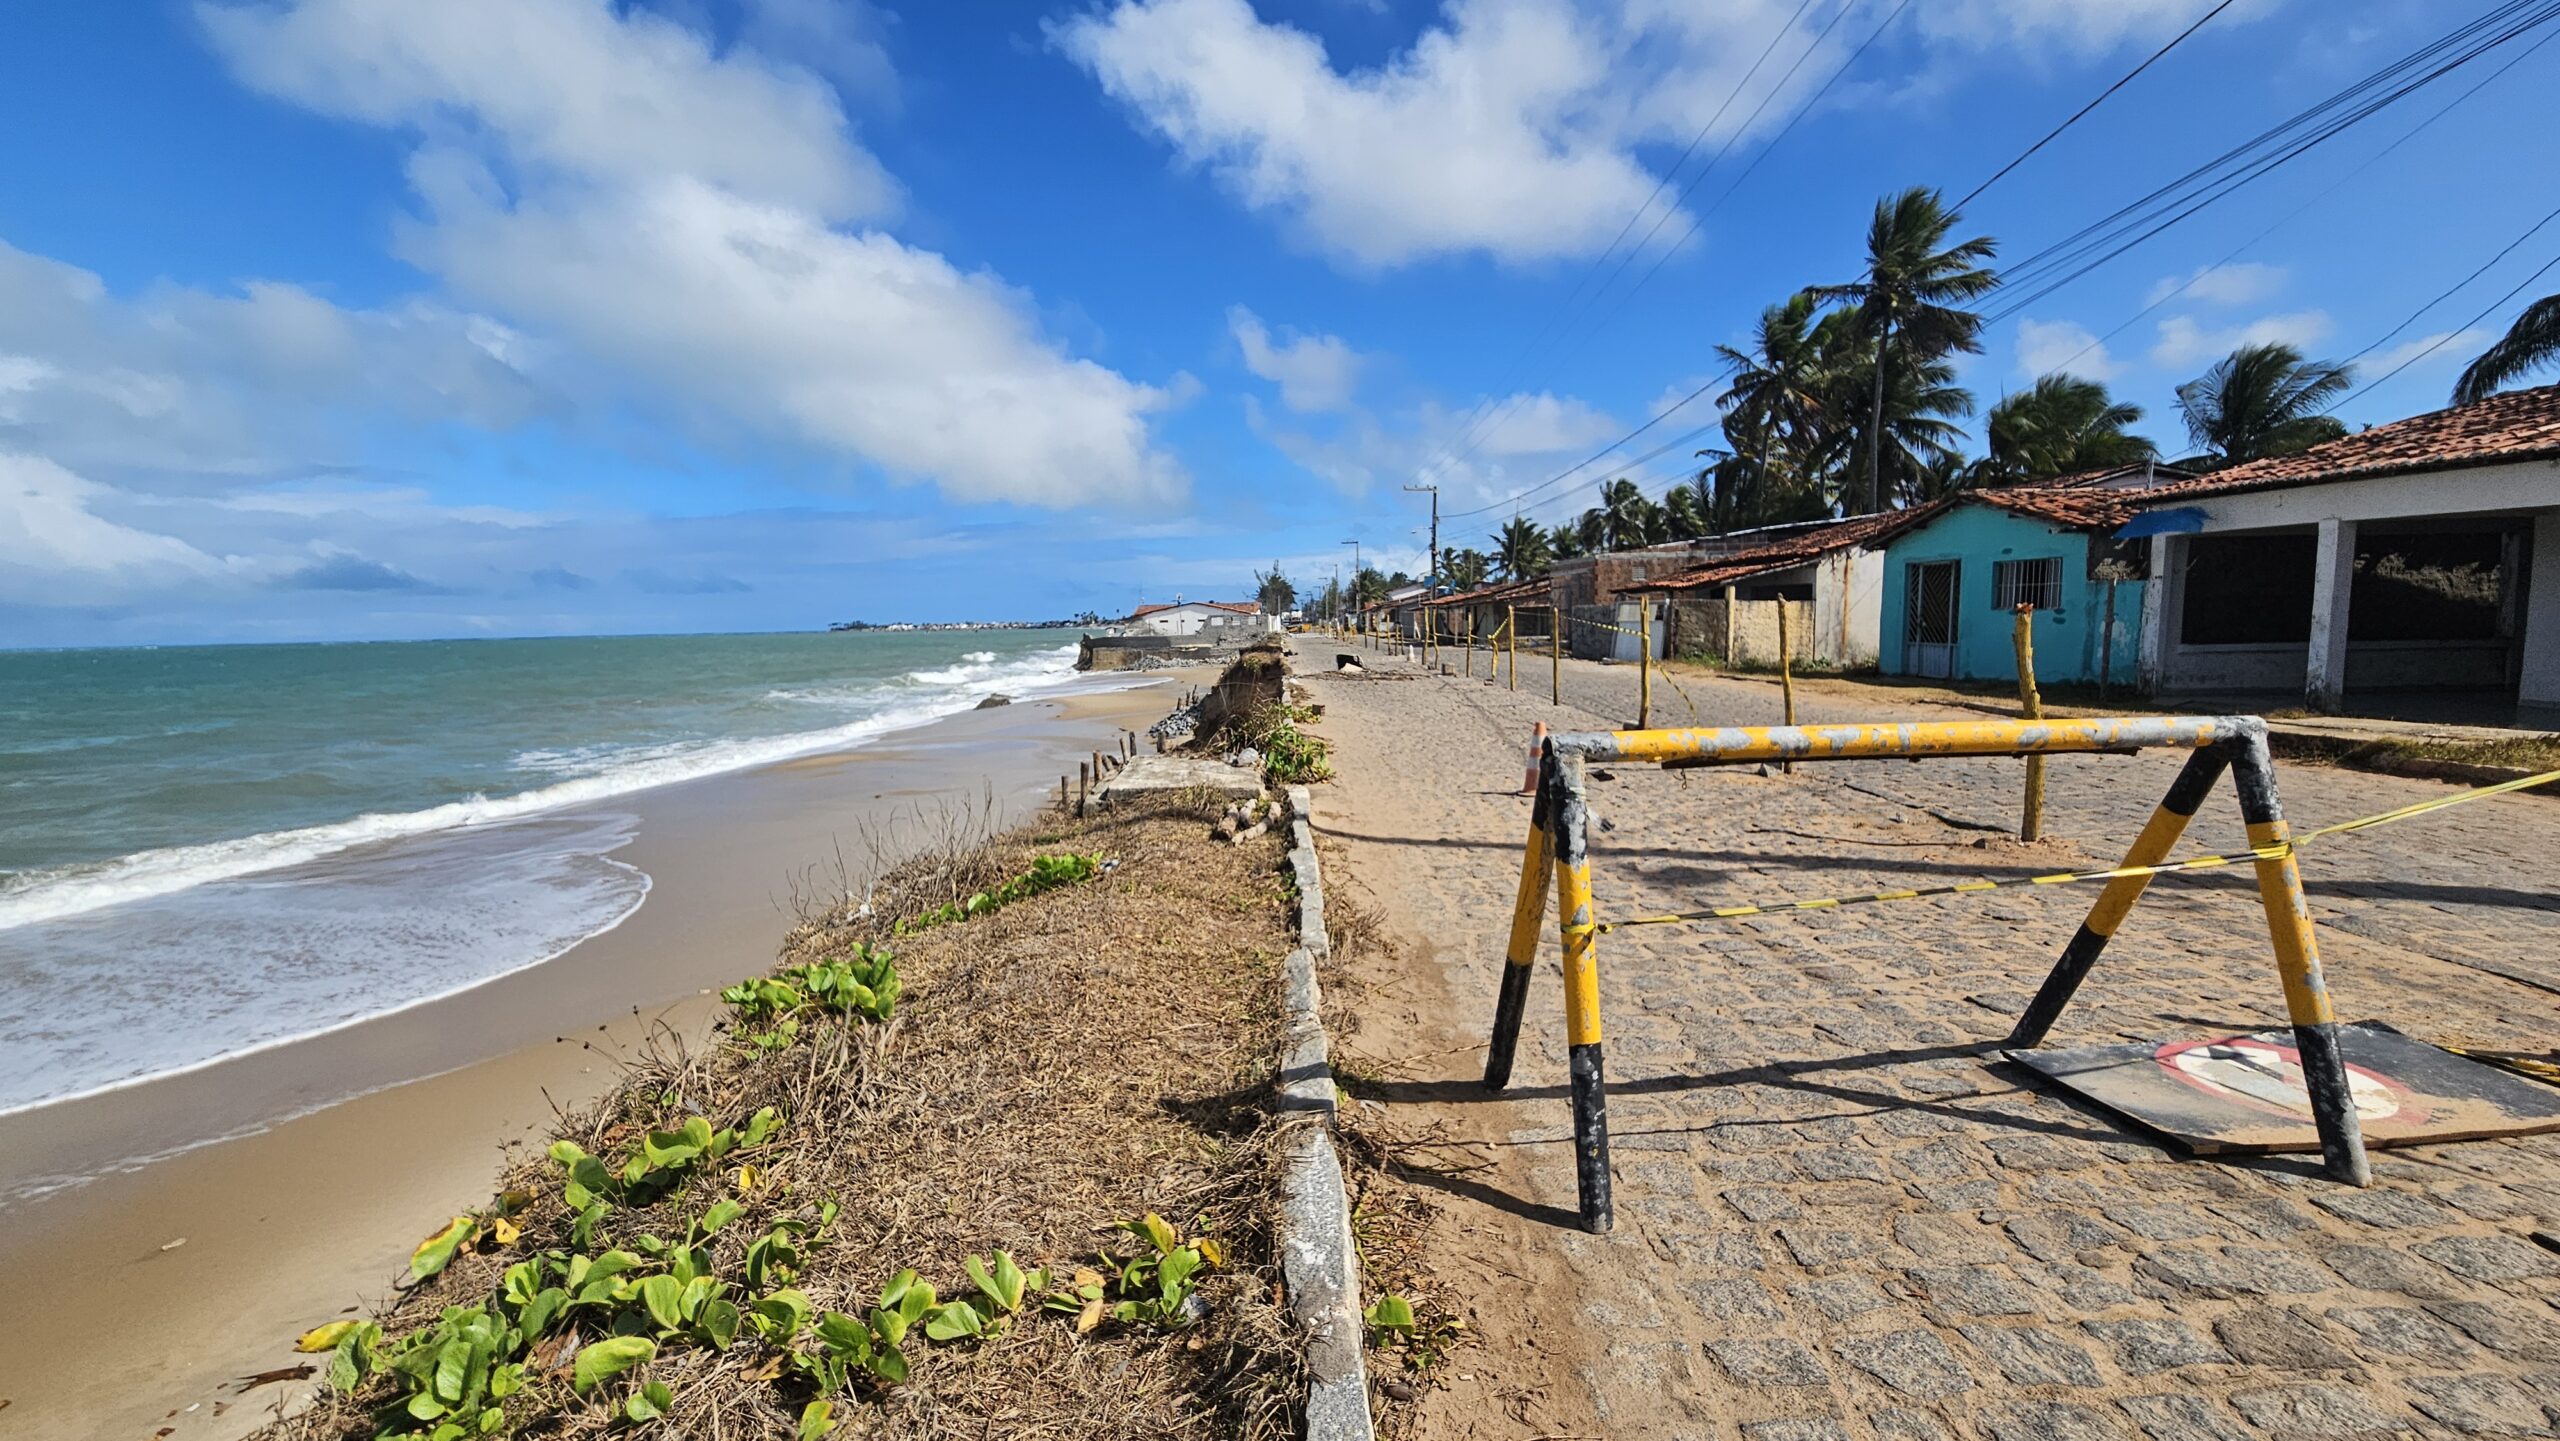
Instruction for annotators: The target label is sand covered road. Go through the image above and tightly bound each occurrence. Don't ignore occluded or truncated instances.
[1296,637,2560,1441]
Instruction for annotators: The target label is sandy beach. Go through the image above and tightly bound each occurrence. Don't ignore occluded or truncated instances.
[0,676,1200,1441]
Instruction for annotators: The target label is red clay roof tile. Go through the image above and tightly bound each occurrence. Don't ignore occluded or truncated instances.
[2142,384,2560,498]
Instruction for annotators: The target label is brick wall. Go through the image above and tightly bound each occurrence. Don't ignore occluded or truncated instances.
[1667,597,1814,667]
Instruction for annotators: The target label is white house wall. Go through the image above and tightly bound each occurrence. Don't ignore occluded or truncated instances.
[2144,458,2560,709]
[1794,549,1886,666]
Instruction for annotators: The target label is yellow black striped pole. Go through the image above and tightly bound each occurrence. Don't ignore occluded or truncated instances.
[1482,759,1554,1091]
[2230,730,2370,1186]
[1549,750,1612,1233]
[2009,747,2227,1046]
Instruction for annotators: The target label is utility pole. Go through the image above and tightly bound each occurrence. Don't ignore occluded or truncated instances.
[1403,483,1439,597]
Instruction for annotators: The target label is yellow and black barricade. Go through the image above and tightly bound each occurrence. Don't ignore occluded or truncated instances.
[1484,714,2373,1235]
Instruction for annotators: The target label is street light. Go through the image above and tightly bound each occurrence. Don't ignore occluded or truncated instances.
[1341,539,1361,615]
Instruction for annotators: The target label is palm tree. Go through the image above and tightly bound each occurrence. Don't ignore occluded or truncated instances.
[1492,517,1552,580]
[1594,478,1659,551]
[2454,293,2560,404]
[1548,522,1588,561]
[1812,188,2000,513]
[1350,565,1390,608]
[1716,291,1838,516]
[1981,375,2156,482]
[1252,562,1296,615]
[1832,345,1973,506]
[1658,482,1708,540]
[1573,508,1608,555]
[2175,343,2352,467]
[1438,548,1492,591]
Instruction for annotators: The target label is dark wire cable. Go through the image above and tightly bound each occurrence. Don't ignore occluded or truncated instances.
[2036,23,2559,377]
[2327,246,2560,411]
[1404,0,1825,491]
[1950,0,2241,211]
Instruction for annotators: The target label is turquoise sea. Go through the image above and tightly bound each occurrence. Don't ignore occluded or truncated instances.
[0,630,1104,1116]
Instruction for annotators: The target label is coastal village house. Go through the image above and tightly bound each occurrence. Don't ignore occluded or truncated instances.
[2124,386,2560,721]
[1127,600,1268,638]
[1637,509,1911,668]
[1874,474,2170,687]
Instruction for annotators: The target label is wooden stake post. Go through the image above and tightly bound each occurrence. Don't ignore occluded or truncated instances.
[2015,606,2046,843]
[1777,603,1796,775]
[1637,601,1652,729]
[1551,605,1562,704]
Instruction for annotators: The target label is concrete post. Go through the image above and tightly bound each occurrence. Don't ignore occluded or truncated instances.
[2522,512,2560,715]
[2139,534,2175,696]
[2306,516,2357,713]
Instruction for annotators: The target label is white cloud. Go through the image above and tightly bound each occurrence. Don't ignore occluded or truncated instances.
[1245,384,1617,501]
[202,0,895,220]
[1057,0,1661,268]
[2149,309,2333,371]
[2145,261,2289,308]
[2365,328,2491,375]
[200,0,1185,509]
[0,454,241,603]
[0,237,546,480]
[1058,0,2274,269]
[1228,306,1364,412]
[2014,318,2121,382]
[1464,391,1620,455]
[1914,0,2279,56]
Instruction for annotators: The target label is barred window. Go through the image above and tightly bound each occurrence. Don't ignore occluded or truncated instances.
[1992,556,2063,612]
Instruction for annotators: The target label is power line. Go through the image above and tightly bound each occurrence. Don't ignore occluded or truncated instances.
[1438,369,1731,521]
[1424,0,1918,522]
[1402,0,1826,492]
[1950,0,2241,212]
[2337,199,2560,368]
[2327,245,2560,411]
[1983,0,2560,322]
[1422,0,2252,532]
[1569,0,1915,354]
[2037,22,2559,377]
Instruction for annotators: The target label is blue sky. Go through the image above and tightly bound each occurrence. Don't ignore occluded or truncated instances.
[3,0,2553,645]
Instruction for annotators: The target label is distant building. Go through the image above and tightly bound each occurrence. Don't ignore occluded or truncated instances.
[1638,509,1922,668]
[1127,600,1269,638]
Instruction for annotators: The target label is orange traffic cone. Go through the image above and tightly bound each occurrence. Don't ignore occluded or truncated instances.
[1519,722,1547,796]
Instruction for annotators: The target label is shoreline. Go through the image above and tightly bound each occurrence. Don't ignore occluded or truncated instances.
[0,674,1202,1441]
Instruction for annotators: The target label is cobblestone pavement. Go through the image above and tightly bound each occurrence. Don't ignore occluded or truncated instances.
[1299,637,2560,1441]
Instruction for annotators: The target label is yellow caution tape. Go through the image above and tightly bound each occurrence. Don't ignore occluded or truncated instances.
[1593,766,2560,933]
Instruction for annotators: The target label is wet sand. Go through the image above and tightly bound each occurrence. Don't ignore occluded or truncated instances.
[0,677,1199,1440]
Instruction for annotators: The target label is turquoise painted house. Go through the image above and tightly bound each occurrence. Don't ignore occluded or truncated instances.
[1877,486,2148,687]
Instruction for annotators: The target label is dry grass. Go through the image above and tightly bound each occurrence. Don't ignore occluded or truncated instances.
[1296,881,1467,1438]
[2388,733,2560,770]
[259,794,1304,1441]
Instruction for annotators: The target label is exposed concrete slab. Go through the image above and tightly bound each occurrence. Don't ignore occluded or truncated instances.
[1089,754,1265,806]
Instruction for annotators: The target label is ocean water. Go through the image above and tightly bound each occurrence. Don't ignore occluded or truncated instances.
[0,631,1105,1116]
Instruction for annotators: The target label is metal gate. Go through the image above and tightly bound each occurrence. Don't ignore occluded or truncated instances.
[1905,562,1958,679]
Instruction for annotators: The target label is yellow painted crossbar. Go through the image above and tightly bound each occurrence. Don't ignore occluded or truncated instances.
[1561,715,2231,765]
